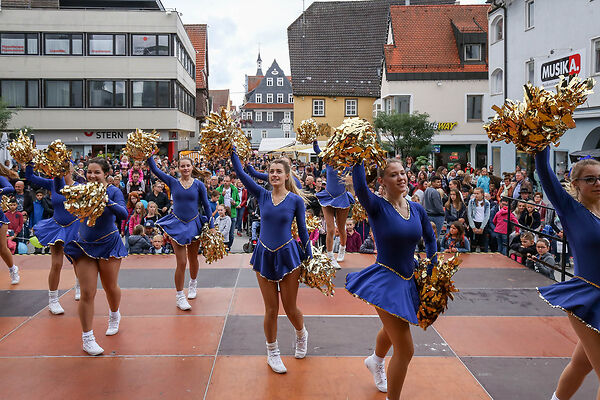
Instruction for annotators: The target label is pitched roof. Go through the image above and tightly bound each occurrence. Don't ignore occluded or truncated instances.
[247,76,263,92]
[287,0,455,97]
[241,103,294,110]
[184,24,208,89]
[385,5,489,75]
[209,89,230,112]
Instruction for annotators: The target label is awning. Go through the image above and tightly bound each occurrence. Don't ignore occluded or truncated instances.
[258,138,295,152]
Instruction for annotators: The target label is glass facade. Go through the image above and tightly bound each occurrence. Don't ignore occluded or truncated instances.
[44,80,83,107]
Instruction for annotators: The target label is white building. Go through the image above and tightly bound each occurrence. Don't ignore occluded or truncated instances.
[380,4,490,169]
[0,0,197,160]
[487,0,600,177]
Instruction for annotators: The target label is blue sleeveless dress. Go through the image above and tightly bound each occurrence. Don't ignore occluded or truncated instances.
[232,151,312,281]
[313,141,354,209]
[535,146,600,334]
[147,157,213,246]
[63,183,128,262]
[0,176,15,225]
[26,165,80,246]
[346,163,437,324]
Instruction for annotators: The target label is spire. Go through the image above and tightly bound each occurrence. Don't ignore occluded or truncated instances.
[256,48,263,76]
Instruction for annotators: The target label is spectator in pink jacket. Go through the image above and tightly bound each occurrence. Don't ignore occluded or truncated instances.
[493,198,519,256]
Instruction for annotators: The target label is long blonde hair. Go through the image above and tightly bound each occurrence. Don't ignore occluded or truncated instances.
[569,158,600,201]
[270,159,309,203]
[0,163,19,180]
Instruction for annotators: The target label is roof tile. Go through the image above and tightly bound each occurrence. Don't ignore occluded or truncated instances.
[184,24,208,89]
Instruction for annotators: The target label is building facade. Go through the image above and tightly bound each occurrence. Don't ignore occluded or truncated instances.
[0,0,197,160]
[240,58,294,149]
[184,24,209,142]
[381,4,489,168]
[487,0,600,176]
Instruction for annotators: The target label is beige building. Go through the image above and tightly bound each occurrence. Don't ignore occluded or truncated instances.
[0,0,197,160]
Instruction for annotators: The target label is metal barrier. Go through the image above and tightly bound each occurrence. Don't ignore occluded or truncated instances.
[503,196,572,282]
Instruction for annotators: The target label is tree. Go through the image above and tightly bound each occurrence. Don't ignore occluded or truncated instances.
[374,112,434,159]
[0,98,16,133]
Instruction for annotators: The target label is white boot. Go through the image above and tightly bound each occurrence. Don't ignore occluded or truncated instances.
[48,290,64,315]
[337,245,346,262]
[327,251,341,270]
[294,326,309,359]
[187,279,197,299]
[82,330,104,356]
[266,341,287,373]
[9,265,20,285]
[176,291,191,311]
[364,354,387,393]
[106,310,121,336]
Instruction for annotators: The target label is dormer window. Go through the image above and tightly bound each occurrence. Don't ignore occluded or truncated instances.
[464,44,481,61]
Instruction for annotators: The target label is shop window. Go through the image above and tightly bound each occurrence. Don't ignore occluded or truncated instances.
[1,80,38,108]
[88,34,126,56]
[88,80,126,108]
[132,34,170,56]
[44,33,83,55]
[0,33,38,55]
[132,80,170,108]
[467,95,483,122]
[44,80,83,107]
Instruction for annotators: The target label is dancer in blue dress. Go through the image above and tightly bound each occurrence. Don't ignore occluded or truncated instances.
[147,156,213,311]
[231,149,312,374]
[313,141,354,268]
[62,157,128,356]
[346,159,436,399]
[0,164,19,285]
[246,161,303,189]
[26,163,81,314]
[534,147,600,400]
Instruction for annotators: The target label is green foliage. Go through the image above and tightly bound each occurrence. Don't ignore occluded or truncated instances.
[415,155,429,168]
[0,98,16,132]
[373,112,434,158]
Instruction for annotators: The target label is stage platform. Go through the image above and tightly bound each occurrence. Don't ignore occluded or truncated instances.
[0,253,597,399]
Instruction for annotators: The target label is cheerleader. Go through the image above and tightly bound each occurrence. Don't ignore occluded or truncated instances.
[0,164,19,285]
[346,160,436,399]
[534,147,600,400]
[246,159,303,189]
[26,164,81,314]
[231,149,312,374]
[62,158,128,356]
[313,141,354,268]
[147,156,213,310]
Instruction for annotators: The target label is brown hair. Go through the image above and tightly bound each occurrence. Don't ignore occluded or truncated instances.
[270,158,309,203]
[0,163,18,180]
[88,157,110,174]
[132,224,144,235]
[178,157,203,179]
[377,158,404,178]
[127,192,140,209]
[445,188,464,211]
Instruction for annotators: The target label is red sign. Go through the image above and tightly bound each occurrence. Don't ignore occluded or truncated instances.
[541,53,581,82]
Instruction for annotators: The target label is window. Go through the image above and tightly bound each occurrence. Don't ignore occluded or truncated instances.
[0,33,38,55]
[88,34,126,56]
[277,93,283,103]
[284,111,291,120]
[247,112,253,121]
[261,130,267,139]
[492,16,503,43]
[288,94,294,103]
[312,99,325,116]
[0,80,38,107]
[526,60,535,83]
[266,112,273,122]
[255,93,262,103]
[44,80,83,107]
[255,112,262,122]
[554,151,569,177]
[526,1,534,29]
[266,93,273,103]
[88,80,126,108]
[464,44,481,61]
[174,37,195,78]
[277,77,284,86]
[132,34,170,56]
[393,95,410,114]
[284,131,290,138]
[173,83,194,115]
[491,69,503,95]
[594,38,600,75]
[44,33,83,55]
[345,99,358,116]
[132,80,170,108]
[266,78,273,86]
[467,95,483,121]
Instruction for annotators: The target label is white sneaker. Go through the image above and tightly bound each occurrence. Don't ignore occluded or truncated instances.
[82,335,104,356]
[105,313,120,336]
[337,246,346,262]
[267,347,287,374]
[48,300,64,315]
[328,254,341,270]
[74,281,81,301]
[294,329,309,359]
[176,295,192,311]
[187,280,197,299]
[365,355,387,393]
[9,266,19,285]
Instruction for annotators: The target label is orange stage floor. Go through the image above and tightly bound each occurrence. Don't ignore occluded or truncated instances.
[0,253,597,399]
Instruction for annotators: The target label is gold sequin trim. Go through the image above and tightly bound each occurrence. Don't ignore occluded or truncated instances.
[382,196,411,220]
[377,262,413,280]
[345,288,418,326]
[574,275,600,290]
[53,217,78,228]
[259,238,294,252]
[169,212,199,224]
[537,289,599,335]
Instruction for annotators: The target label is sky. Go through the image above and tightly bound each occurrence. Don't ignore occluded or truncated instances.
[166,0,487,106]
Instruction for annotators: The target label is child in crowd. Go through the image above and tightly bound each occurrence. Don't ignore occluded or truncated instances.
[5,199,23,249]
[149,234,170,254]
[209,190,220,219]
[128,201,146,235]
[509,232,536,265]
[527,238,556,280]
[214,205,232,249]
[344,218,363,253]
[144,201,160,224]
[306,210,320,245]
[359,230,376,254]
[143,220,156,237]
[492,199,519,255]
[440,221,471,253]
[518,203,541,231]
[128,224,151,254]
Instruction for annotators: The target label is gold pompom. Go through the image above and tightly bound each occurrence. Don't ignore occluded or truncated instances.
[299,246,336,296]
[200,108,252,161]
[414,253,461,330]
[484,75,595,154]
[296,119,319,144]
[0,196,11,213]
[351,202,368,223]
[8,130,38,164]
[320,117,387,175]
[291,213,321,238]
[123,129,159,161]
[33,140,72,177]
[199,224,228,264]
[61,182,108,227]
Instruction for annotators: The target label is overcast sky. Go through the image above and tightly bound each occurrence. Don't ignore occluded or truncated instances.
[166,0,487,106]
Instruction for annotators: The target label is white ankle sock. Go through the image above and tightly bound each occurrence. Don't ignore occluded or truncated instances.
[295,326,307,338]
[551,392,560,400]
[82,330,94,340]
[327,251,334,258]
[372,353,385,364]
[266,341,278,351]
[339,245,346,252]
[48,290,59,301]
[176,290,184,298]
[109,310,120,319]
[9,265,16,272]
[189,279,197,285]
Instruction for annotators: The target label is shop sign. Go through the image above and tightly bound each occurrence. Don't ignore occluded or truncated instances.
[83,131,125,140]
[540,49,585,87]
[428,122,458,131]
[433,145,441,153]
[449,152,459,161]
